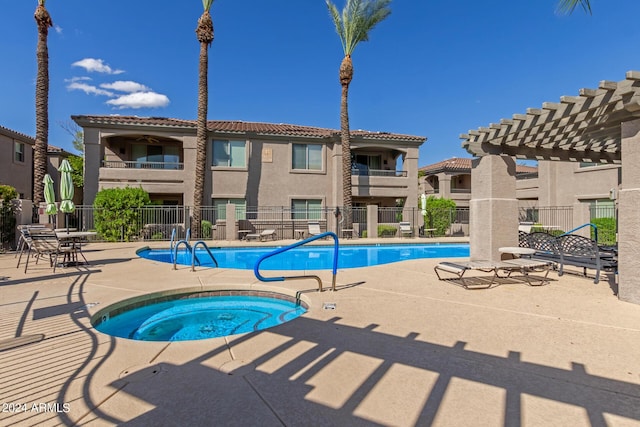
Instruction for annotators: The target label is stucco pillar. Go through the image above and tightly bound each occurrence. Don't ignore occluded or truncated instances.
[83,128,101,206]
[572,202,591,238]
[367,205,378,239]
[225,203,237,242]
[618,119,640,304]
[439,173,452,200]
[469,156,518,262]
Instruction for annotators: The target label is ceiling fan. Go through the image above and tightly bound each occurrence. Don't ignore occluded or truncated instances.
[136,135,160,144]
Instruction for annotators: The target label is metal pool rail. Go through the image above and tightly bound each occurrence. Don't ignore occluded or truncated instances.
[253,232,339,292]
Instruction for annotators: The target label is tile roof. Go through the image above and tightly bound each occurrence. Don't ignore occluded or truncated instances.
[0,125,35,143]
[71,115,425,142]
[420,157,537,174]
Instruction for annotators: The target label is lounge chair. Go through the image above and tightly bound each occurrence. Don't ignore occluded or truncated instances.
[308,221,322,237]
[399,222,413,238]
[245,229,277,242]
[434,259,552,289]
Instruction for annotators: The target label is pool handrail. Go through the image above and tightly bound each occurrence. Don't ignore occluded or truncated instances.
[254,231,339,292]
[561,223,598,242]
[191,240,218,271]
[172,240,195,270]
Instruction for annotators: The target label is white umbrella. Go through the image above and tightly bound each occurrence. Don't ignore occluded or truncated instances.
[58,159,75,232]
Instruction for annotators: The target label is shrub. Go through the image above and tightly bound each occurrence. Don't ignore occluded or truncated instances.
[201,220,212,239]
[424,196,456,236]
[591,217,616,245]
[93,187,151,242]
[378,225,397,237]
[0,185,18,250]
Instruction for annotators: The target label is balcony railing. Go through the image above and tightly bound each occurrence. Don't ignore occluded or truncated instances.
[102,160,184,170]
[351,169,407,177]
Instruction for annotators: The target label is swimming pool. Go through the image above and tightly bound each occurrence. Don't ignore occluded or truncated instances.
[93,290,307,341]
[138,243,469,270]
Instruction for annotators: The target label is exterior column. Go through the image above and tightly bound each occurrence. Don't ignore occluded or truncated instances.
[225,203,237,241]
[367,205,378,239]
[83,128,101,206]
[618,119,640,304]
[572,202,591,238]
[438,173,452,200]
[469,156,518,262]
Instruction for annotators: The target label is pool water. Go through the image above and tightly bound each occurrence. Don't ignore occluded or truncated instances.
[94,295,307,341]
[139,243,469,270]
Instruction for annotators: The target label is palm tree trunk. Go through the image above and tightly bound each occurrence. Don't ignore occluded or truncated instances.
[34,4,52,206]
[340,55,354,228]
[194,10,214,239]
[193,41,208,239]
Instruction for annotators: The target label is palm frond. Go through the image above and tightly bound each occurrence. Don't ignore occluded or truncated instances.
[327,0,392,56]
[326,1,347,54]
[202,0,215,12]
[557,0,591,14]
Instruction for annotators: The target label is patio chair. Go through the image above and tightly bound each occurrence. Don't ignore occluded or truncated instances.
[246,229,277,242]
[399,222,413,238]
[23,231,75,273]
[308,221,322,237]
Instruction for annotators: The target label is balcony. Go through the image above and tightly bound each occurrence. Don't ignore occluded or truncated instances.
[351,169,409,197]
[100,160,186,193]
[102,160,184,170]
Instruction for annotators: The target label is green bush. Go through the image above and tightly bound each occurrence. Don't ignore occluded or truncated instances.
[424,196,456,236]
[360,225,397,238]
[591,217,616,245]
[201,220,212,239]
[0,185,18,250]
[93,187,151,242]
[378,225,397,237]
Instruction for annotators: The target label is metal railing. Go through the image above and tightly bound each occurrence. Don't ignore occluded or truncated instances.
[102,160,184,170]
[254,231,339,292]
[351,169,407,177]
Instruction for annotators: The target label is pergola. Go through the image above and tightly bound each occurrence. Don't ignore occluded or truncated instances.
[460,71,640,304]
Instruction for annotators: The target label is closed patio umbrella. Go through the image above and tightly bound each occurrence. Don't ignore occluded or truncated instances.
[58,159,75,233]
[43,174,57,223]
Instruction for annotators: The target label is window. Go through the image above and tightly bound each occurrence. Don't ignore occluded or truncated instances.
[213,140,246,168]
[131,144,181,169]
[292,144,322,170]
[213,198,246,220]
[14,142,24,163]
[352,154,381,172]
[292,199,322,220]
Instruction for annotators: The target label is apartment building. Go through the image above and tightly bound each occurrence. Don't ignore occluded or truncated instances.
[0,125,34,199]
[419,157,618,214]
[73,115,426,215]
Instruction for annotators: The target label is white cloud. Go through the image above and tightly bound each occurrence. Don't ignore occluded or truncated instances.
[106,92,170,109]
[54,25,63,34]
[67,82,114,97]
[72,58,124,75]
[100,81,150,93]
[65,76,92,83]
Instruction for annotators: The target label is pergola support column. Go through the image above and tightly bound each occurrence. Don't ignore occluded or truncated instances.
[618,119,640,304]
[469,156,518,262]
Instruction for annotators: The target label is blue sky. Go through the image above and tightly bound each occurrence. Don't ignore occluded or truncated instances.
[2,1,640,167]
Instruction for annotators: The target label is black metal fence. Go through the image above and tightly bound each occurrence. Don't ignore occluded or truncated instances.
[54,205,471,241]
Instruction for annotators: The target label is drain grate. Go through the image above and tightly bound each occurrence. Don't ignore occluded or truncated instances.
[323,302,336,310]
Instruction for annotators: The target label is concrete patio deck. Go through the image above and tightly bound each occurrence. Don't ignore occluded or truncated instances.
[1,238,640,426]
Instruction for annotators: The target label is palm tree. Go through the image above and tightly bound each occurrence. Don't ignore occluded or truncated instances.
[193,0,215,239]
[557,0,591,14]
[326,0,391,228]
[33,0,53,206]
